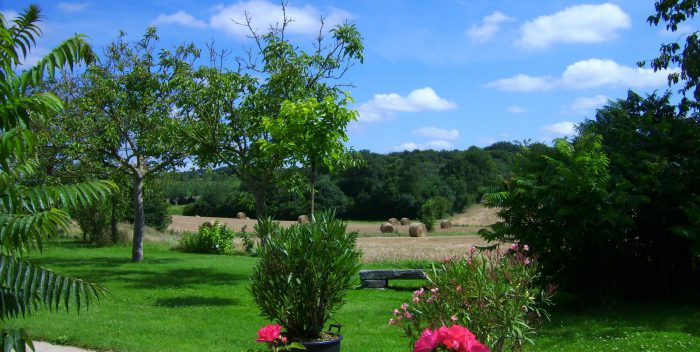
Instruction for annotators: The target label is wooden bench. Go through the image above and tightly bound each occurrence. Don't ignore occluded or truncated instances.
[359,269,427,288]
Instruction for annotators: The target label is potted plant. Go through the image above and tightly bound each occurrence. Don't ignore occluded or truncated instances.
[250,210,361,351]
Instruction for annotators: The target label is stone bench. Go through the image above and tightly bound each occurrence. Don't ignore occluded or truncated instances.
[359,269,427,288]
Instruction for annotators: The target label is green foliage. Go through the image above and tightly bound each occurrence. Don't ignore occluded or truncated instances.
[482,91,700,299]
[641,0,700,111]
[418,197,450,232]
[1,5,111,350]
[250,211,361,339]
[177,222,236,255]
[391,245,553,352]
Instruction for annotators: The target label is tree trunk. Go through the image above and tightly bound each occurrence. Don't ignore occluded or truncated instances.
[310,162,317,220]
[132,172,145,262]
[110,195,118,244]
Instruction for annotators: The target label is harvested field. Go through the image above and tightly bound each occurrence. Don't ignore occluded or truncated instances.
[169,206,500,263]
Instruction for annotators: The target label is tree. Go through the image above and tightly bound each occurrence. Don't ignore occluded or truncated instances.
[58,28,199,261]
[188,10,363,218]
[641,0,700,111]
[1,6,112,350]
[264,96,357,216]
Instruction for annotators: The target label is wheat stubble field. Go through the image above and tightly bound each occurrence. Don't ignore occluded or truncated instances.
[167,206,500,262]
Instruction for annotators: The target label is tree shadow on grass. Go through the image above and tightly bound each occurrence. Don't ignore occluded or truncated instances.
[537,299,700,349]
[154,296,241,308]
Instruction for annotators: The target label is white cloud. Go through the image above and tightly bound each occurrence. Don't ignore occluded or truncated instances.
[392,140,454,152]
[507,105,526,113]
[542,121,576,136]
[413,126,460,140]
[485,74,556,91]
[57,2,90,12]
[467,11,514,43]
[357,87,457,122]
[486,58,675,91]
[154,11,208,29]
[518,3,631,48]
[209,0,352,38]
[568,95,609,114]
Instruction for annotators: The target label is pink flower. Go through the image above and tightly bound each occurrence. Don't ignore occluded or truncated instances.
[413,296,421,304]
[451,315,458,322]
[523,245,529,251]
[510,243,519,251]
[281,336,287,344]
[524,258,531,265]
[469,246,477,254]
[413,328,444,352]
[401,303,409,311]
[404,311,414,319]
[389,318,396,325]
[256,324,282,343]
[442,325,490,352]
[431,287,439,294]
[394,309,401,316]
[414,288,425,296]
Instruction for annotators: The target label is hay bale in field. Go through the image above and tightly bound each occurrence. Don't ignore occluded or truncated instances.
[245,217,250,220]
[409,223,427,237]
[236,212,246,219]
[440,219,452,229]
[298,215,310,224]
[400,217,410,225]
[388,218,399,225]
[380,222,394,233]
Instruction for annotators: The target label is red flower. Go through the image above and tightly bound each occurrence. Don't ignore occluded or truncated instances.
[413,327,444,352]
[413,325,490,352]
[256,324,282,343]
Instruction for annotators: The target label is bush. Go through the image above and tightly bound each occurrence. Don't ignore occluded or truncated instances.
[176,222,236,254]
[249,211,361,340]
[390,244,554,352]
[419,200,437,232]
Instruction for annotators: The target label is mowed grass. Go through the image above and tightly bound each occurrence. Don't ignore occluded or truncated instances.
[10,242,700,351]
[166,204,187,215]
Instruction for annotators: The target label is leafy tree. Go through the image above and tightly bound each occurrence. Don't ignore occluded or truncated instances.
[482,92,700,299]
[57,28,199,261]
[264,96,357,216]
[188,11,363,218]
[641,0,700,111]
[1,6,112,350]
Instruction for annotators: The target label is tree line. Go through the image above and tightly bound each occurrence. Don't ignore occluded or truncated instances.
[165,143,520,221]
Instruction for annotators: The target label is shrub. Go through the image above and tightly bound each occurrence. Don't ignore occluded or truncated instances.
[419,200,437,232]
[250,211,361,340]
[390,244,554,352]
[177,222,236,254]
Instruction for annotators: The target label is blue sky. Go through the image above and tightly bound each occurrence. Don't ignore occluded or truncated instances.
[3,1,688,153]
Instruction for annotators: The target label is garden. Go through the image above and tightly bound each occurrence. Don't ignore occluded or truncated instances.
[2,1,700,352]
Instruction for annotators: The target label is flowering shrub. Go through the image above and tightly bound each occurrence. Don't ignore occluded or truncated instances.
[413,325,489,352]
[247,324,305,352]
[390,244,554,352]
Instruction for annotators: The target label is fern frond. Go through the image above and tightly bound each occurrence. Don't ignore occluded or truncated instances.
[0,328,33,352]
[20,36,96,91]
[0,255,106,320]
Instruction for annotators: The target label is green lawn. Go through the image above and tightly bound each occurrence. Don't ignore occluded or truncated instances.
[12,242,700,352]
[166,204,188,215]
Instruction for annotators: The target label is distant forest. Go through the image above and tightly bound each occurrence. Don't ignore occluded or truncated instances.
[164,142,520,220]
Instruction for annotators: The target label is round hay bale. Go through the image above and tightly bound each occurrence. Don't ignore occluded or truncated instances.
[380,222,394,233]
[245,217,250,220]
[388,218,399,225]
[440,219,452,229]
[409,223,427,237]
[236,212,246,219]
[298,215,310,224]
[400,217,410,225]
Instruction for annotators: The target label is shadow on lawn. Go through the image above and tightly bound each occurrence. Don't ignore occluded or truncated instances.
[154,296,241,308]
[537,299,700,348]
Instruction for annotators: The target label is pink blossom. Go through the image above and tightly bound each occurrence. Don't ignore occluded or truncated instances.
[431,287,439,294]
[413,328,443,352]
[510,243,519,251]
[281,336,287,344]
[469,246,477,254]
[413,296,421,304]
[404,311,414,319]
[394,309,401,316]
[256,324,282,343]
[451,315,458,322]
[524,258,531,265]
[523,245,529,251]
[414,288,425,296]
[389,318,396,325]
[401,303,409,311]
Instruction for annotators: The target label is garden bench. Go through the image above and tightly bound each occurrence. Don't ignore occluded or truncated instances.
[359,269,427,288]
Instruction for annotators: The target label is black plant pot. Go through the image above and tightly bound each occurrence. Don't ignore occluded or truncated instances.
[292,334,343,352]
